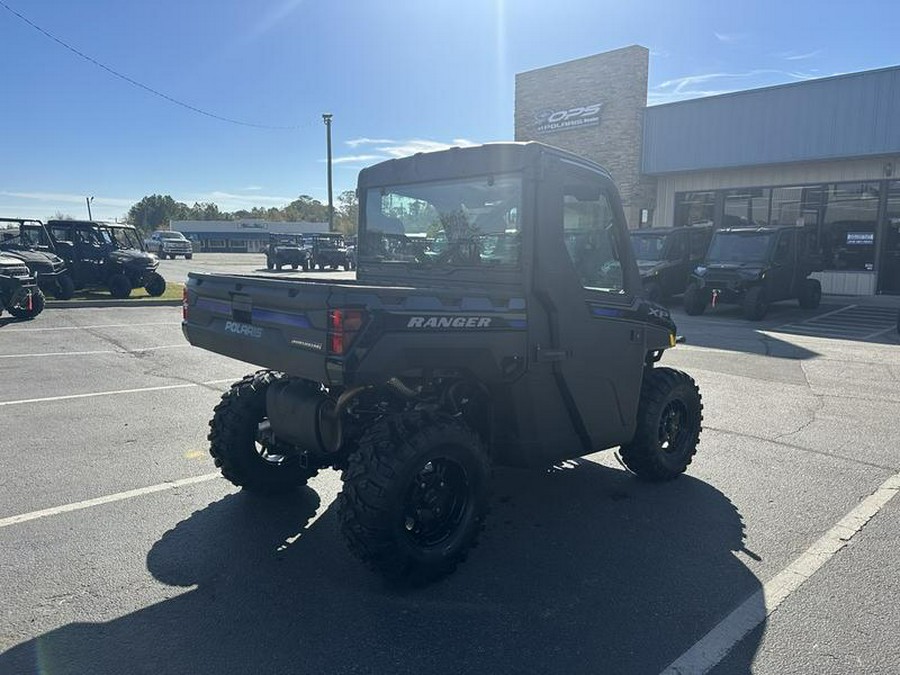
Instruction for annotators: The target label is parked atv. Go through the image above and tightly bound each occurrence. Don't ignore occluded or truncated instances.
[684,226,823,320]
[0,252,44,319]
[0,218,75,299]
[264,234,312,271]
[45,220,166,299]
[630,225,712,302]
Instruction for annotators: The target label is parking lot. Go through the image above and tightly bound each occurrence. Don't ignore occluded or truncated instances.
[1,261,899,674]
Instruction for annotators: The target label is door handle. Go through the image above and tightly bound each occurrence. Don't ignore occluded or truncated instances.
[536,346,568,362]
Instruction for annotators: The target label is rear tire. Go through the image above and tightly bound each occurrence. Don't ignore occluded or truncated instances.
[338,413,491,585]
[54,274,75,300]
[208,371,319,494]
[144,272,166,297]
[266,257,274,270]
[683,283,707,315]
[108,274,132,299]
[6,287,45,319]
[619,367,702,481]
[185,254,193,260]
[743,286,768,320]
[291,263,299,270]
[798,278,822,309]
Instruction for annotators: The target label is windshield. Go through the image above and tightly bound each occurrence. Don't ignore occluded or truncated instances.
[160,232,185,240]
[361,174,521,268]
[706,232,774,264]
[100,226,142,250]
[630,233,668,261]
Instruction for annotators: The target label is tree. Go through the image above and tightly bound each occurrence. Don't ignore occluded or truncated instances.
[335,189,358,234]
[127,195,190,233]
[52,210,76,220]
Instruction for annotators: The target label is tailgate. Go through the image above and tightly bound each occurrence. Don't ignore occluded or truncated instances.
[182,273,333,381]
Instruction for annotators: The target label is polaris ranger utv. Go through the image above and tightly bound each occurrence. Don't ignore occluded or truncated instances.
[0,252,44,319]
[630,225,713,302]
[0,218,75,299]
[309,233,354,270]
[182,143,704,584]
[264,234,312,271]
[684,226,823,320]
[45,220,166,299]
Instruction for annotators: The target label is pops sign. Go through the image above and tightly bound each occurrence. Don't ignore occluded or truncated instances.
[534,103,603,134]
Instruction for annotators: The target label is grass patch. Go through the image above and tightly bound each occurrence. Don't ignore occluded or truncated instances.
[58,282,184,302]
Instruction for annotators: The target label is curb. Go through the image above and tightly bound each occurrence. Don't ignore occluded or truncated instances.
[46,299,182,309]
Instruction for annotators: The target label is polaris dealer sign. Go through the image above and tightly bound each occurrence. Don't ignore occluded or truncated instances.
[534,103,603,134]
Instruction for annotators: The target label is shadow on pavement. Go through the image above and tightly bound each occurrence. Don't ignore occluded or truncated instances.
[0,462,764,675]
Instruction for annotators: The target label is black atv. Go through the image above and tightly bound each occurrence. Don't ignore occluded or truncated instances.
[264,234,312,271]
[684,226,823,320]
[0,252,44,319]
[309,233,354,270]
[630,225,712,302]
[0,218,75,299]
[45,220,166,299]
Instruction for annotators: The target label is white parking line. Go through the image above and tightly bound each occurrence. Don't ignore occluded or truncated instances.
[0,344,189,359]
[660,470,900,675]
[0,473,221,529]
[0,322,180,333]
[0,378,238,407]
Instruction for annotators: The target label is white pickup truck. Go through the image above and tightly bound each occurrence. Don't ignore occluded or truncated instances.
[144,230,194,259]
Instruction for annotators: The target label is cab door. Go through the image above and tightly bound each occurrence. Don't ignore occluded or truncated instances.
[526,158,646,456]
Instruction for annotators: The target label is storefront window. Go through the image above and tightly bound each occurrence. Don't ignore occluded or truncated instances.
[722,188,770,228]
[820,182,879,271]
[878,181,900,293]
[674,191,715,227]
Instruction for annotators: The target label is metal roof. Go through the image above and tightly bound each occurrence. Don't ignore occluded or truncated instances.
[642,65,900,174]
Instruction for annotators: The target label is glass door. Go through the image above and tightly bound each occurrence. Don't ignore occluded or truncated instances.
[878,181,900,294]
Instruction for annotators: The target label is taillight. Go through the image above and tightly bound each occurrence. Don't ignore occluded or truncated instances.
[182,287,188,320]
[328,308,366,355]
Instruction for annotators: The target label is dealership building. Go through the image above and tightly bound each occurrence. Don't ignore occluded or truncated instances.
[515,46,900,295]
[171,219,328,253]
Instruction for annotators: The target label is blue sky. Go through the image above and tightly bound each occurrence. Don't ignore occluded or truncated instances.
[1,0,898,221]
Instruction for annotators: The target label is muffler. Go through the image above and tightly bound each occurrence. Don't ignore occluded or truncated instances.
[265,379,340,454]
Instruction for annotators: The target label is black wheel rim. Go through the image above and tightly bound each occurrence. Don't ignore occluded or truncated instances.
[402,457,470,548]
[254,420,293,468]
[658,400,690,455]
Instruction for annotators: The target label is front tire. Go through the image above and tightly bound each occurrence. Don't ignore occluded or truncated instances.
[144,272,166,297]
[619,367,702,481]
[185,254,193,260]
[208,371,318,494]
[743,286,768,320]
[798,278,822,309]
[55,274,75,300]
[683,283,708,315]
[6,287,45,319]
[108,273,132,299]
[338,413,491,585]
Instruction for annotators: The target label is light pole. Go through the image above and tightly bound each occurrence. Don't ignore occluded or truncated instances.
[322,113,334,232]
[86,196,94,220]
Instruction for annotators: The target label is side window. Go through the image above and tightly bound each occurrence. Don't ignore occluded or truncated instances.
[668,234,687,261]
[51,227,72,242]
[774,231,793,263]
[690,230,710,258]
[562,183,624,294]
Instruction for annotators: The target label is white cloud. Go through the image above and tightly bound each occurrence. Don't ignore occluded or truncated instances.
[714,31,746,43]
[331,138,479,167]
[650,69,818,104]
[329,154,384,165]
[345,138,397,148]
[779,49,823,61]
[242,185,263,191]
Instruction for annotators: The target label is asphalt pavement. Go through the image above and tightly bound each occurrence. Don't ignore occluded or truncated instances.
[0,272,898,674]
